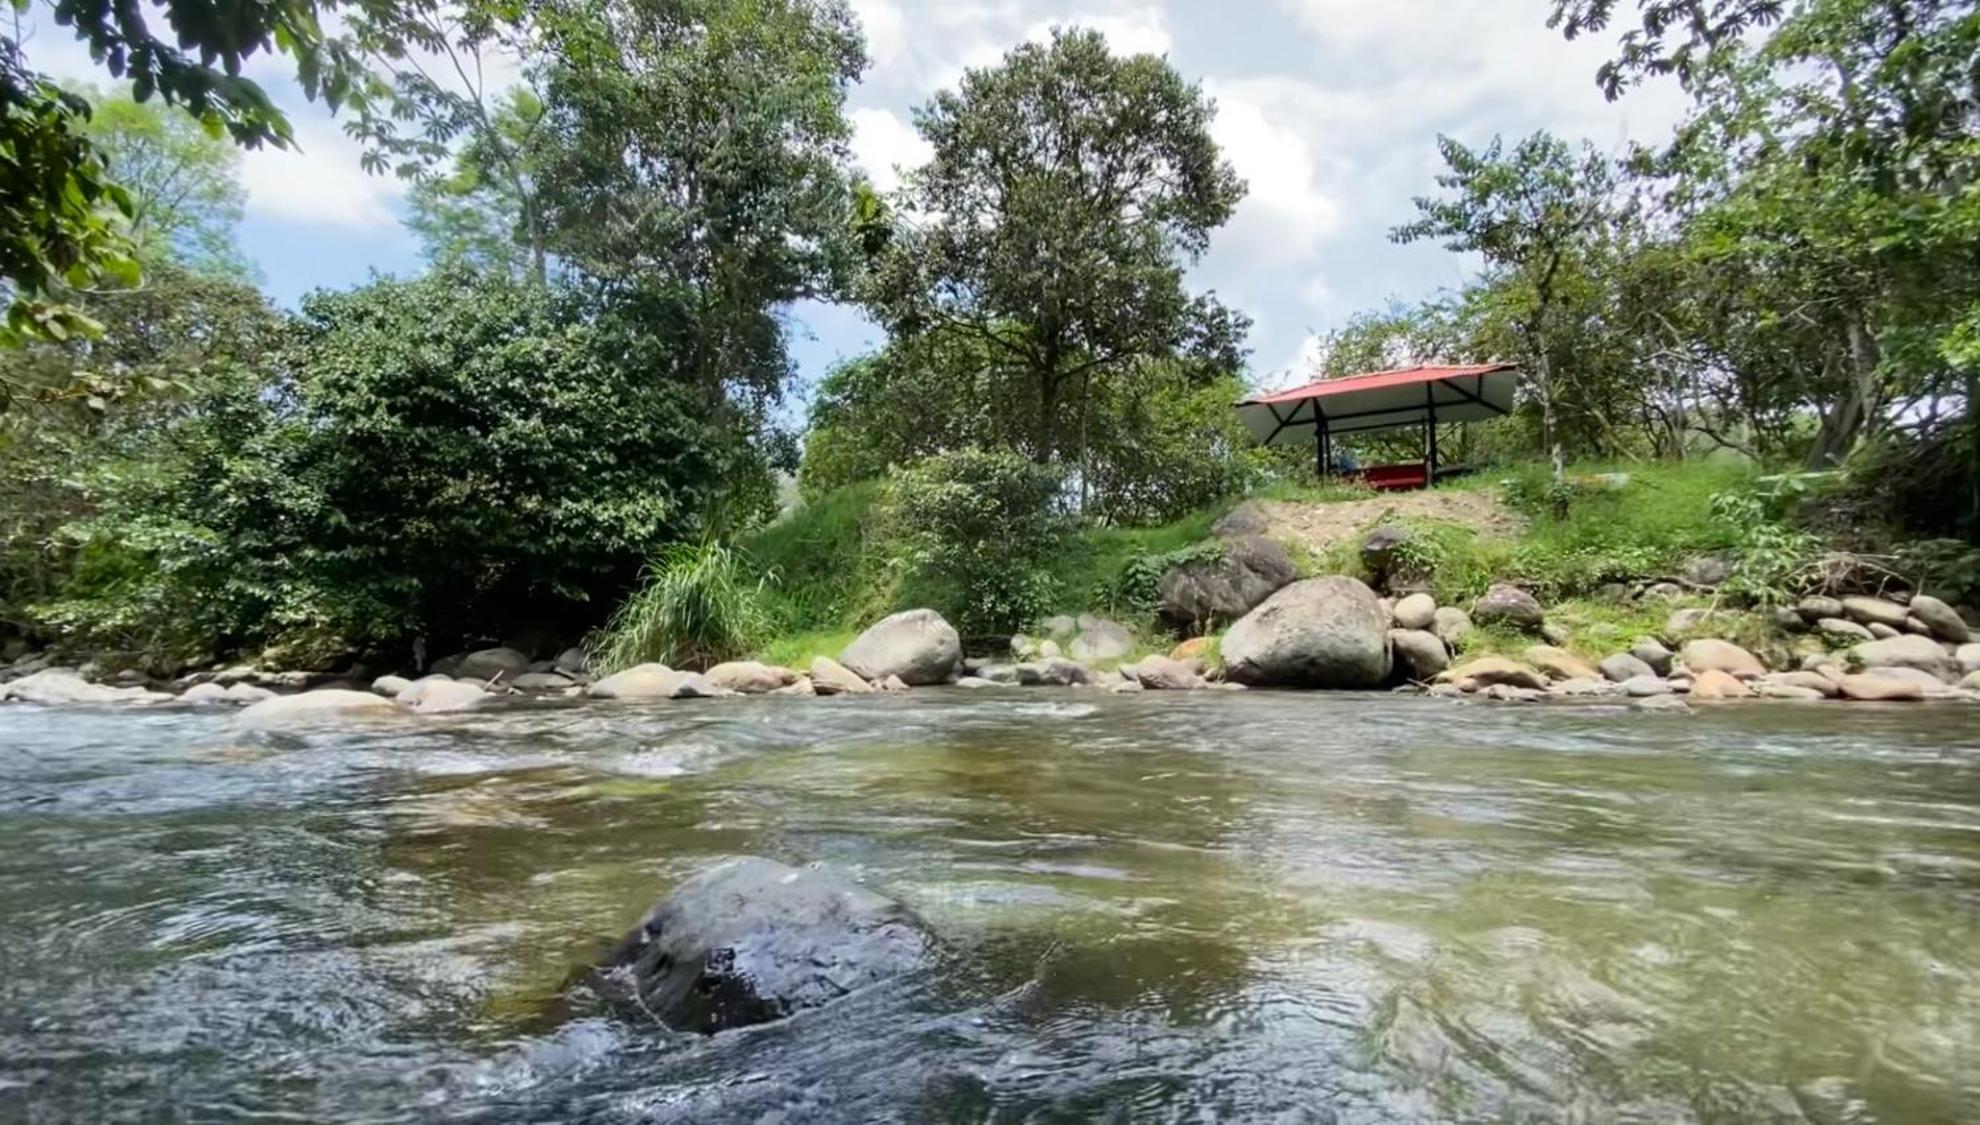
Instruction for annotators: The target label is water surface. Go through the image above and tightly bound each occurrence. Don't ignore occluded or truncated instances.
[4,692,1979,1122]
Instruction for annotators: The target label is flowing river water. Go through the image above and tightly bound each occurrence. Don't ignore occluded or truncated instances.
[4,691,1980,1123]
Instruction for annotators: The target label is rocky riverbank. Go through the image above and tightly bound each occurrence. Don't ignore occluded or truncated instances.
[4,569,1978,720]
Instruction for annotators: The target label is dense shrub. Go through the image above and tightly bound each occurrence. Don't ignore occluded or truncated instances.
[888,448,1068,635]
[593,542,770,671]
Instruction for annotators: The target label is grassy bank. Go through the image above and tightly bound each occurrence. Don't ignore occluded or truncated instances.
[714,457,1779,670]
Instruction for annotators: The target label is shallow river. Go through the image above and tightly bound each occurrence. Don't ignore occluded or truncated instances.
[4,692,1980,1123]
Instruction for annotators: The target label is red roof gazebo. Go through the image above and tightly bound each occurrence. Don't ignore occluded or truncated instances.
[1236,363,1518,491]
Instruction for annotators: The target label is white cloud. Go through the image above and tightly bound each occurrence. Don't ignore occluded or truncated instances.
[850,108,933,194]
[1027,6,1173,57]
[1205,82,1343,264]
[850,0,912,69]
[239,116,406,229]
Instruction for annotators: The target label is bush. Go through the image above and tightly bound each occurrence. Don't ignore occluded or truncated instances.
[889,448,1068,634]
[593,542,771,672]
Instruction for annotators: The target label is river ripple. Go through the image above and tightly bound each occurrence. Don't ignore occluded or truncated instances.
[2,691,1979,1122]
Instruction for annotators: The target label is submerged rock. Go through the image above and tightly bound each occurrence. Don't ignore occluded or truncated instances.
[587,665,726,700]
[406,680,494,714]
[590,856,928,1035]
[839,610,961,686]
[1221,576,1391,689]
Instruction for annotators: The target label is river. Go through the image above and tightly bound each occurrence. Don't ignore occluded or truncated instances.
[3,692,1978,1122]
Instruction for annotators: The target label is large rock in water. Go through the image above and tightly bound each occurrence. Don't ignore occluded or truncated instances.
[590,857,928,1034]
[1905,594,1971,644]
[240,688,402,728]
[456,647,531,682]
[0,669,169,706]
[1156,536,1296,635]
[1220,576,1391,688]
[1849,634,1958,682]
[839,610,961,686]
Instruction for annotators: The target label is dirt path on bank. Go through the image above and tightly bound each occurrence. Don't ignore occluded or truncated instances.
[1249,489,1526,559]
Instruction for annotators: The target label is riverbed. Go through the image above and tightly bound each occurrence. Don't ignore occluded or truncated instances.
[3,692,1978,1122]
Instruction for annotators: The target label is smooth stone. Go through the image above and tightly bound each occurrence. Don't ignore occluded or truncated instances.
[511,671,575,691]
[774,677,817,697]
[1132,655,1208,691]
[1841,596,1909,629]
[1838,674,1924,702]
[1432,606,1472,650]
[1110,679,1147,694]
[876,674,911,693]
[1906,594,1971,643]
[1867,623,1901,640]
[1762,671,1841,698]
[1679,639,1766,678]
[1222,576,1391,689]
[1631,638,1675,676]
[1437,657,1547,692]
[840,609,963,686]
[1524,645,1600,682]
[956,676,1006,689]
[1041,615,1077,639]
[809,657,874,696]
[1755,683,1826,701]
[240,689,402,728]
[1037,639,1063,660]
[1392,593,1437,631]
[1664,608,1716,638]
[1690,669,1754,700]
[1817,618,1875,645]
[1,670,169,706]
[178,682,234,706]
[705,661,800,694]
[456,647,531,682]
[1849,635,1958,681]
[224,682,275,705]
[407,680,494,713]
[1621,675,1673,697]
[1482,683,1544,703]
[1069,617,1134,662]
[1633,695,1691,713]
[1472,584,1545,630]
[1796,595,1844,622]
[555,647,590,675]
[372,674,413,697]
[1016,658,1090,687]
[1600,653,1656,683]
[1958,643,1980,675]
[1390,629,1450,682]
[1549,678,1613,697]
[1857,666,1953,692]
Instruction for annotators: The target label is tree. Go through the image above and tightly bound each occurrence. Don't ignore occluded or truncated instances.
[3,0,367,342]
[80,89,251,276]
[864,28,1248,467]
[401,89,550,280]
[1393,132,1618,475]
[1549,0,1787,96]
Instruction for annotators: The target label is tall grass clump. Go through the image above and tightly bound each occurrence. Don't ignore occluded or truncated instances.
[594,542,770,672]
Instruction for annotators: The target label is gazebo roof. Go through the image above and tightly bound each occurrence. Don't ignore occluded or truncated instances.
[1236,363,1518,446]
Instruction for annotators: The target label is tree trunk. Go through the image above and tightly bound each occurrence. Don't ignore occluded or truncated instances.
[1807,316,1879,469]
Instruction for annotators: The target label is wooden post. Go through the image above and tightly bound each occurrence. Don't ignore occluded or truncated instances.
[1425,384,1440,485]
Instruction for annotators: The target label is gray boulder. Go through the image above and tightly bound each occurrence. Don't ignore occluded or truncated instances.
[1664,607,1716,638]
[371,674,413,697]
[178,682,234,706]
[1850,635,1958,682]
[1867,623,1902,640]
[224,682,275,705]
[1222,576,1391,689]
[511,671,575,692]
[1360,525,1426,593]
[1132,655,1208,691]
[1432,606,1472,649]
[590,857,928,1035]
[1389,629,1450,682]
[1472,584,1545,631]
[1630,638,1675,676]
[456,647,531,682]
[1211,501,1272,539]
[1040,615,1078,639]
[1392,593,1437,631]
[1622,675,1673,697]
[1906,594,1971,643]
[1796,596,1845,623]
[406,680,494,714]
[587,664,728,700]
[1682,553,1735,588]
[555,647,590,675]
[1156,535,1297,635]
[1817,618,1875,646]
[1069,617,1134,663]
[1842,596,1909,630]
[1958,643,1980,675]
[840,610,962,686]
[1016,658,1090,687]
[1600,653,1656,683]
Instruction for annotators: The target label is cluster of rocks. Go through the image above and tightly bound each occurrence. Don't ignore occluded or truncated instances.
[1424,589,1980,711]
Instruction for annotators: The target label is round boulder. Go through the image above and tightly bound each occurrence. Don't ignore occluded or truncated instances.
[1600,653,1656,683]
[1817,618,1875,646]
[240,689,403,728]
[1432,606,1473,649]
[1524,645,1600,682]
[706,661,801,695]
[1678,639,1766,678]
[1392,593,1438,631]
[840,610,961,686]
[1157,536,1297,635]
[456,647,531,682]
[1069,617,1134,663]
[1220,576,1392,689]
[1905,594,1971,644]
[1849,635,1958,682]
[589,857,928,1035]
[1472,584,1545,631]
[1841,597,1909,630]
[1133,655,1208,691]
[1390,629,1450,682]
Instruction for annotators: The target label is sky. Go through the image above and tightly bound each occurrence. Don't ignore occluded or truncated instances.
[20,0,1688,403]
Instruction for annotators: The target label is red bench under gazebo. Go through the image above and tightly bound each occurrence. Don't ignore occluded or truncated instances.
[1235,363,1518,491]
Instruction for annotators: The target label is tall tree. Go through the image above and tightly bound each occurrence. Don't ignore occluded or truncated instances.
[401,89,550,280]
[1392,132,1617,475]
[81,89,251,277]
[864,27,1249,466]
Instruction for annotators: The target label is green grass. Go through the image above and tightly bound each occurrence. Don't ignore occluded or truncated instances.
[594,542,771,672]
[754,627,861,670]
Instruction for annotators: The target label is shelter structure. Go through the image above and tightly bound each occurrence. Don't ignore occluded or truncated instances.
[1235,363,1518,491]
